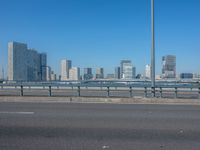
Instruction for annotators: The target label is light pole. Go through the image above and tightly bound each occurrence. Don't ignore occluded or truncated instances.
[151,0,155,97]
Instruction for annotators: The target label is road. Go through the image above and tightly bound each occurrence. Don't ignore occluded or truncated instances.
[0,102,200,150]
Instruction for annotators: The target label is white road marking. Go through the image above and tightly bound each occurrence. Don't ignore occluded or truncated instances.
[102,145,110,149]
[0,111,35,115]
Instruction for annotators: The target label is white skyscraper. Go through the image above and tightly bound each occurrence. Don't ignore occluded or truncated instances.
[46,66,51,81]
[120,60,134,79]
[162,55,176,78]
[8,42,28,81]
[69,67,80,80]
[145,64,151,79]
[61,59,72,81]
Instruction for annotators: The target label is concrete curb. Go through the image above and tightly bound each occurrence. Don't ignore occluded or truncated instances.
[0,96,200,105]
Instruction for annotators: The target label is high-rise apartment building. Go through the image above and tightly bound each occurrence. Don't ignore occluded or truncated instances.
[162,55,176,78]
[8,41,47,81]
[96,68,104,79]
[40,53,47,81]
[145,64,151,79]
[132,66,136,79]
[69,67,80,80]
[46,66,51,81]
[115,67,120,79]
[83,68,93,80]
[120,60,134,79]
[61,59,72,81]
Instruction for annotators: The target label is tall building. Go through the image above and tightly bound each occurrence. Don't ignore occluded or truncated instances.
[83,68,93,80]
[145,64,151,79]
[132,66,136,79]
[50,71,56,81]
[69,67,80,80]
[8,41,47,81]
[40,53,47,81]
[0,66,4,80]
[120,60,134,79]
[46,66,51,81]
[8,42,27,81]
[115,67,120,79]
[96,68,104,79]
[162,55,176,78]
[61,59,72,81]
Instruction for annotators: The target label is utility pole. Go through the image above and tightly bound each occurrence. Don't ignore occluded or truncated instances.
[151,0,155,97]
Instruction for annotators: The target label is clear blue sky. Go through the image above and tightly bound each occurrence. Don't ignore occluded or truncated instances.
[0,0,200,76]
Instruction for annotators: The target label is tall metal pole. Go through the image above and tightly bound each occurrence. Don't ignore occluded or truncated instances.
[151,0,155,97]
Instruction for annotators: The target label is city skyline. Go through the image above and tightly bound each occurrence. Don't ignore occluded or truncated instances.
[0,0,200,76]
[2,40,200,80]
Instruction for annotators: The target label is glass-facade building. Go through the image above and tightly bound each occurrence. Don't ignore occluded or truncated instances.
[162,55,176,78]
[120,60,134,79]
[8,41,47,81]
[83,68,93,80]
[61,59,72,81]
[96,68,104,79]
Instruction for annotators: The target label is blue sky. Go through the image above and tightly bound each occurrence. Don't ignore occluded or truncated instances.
[0,0,200,76]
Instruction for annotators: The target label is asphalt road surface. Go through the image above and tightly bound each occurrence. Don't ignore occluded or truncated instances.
[0,102,200,150]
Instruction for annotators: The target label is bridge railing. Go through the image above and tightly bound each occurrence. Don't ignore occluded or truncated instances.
[0,80,200,99]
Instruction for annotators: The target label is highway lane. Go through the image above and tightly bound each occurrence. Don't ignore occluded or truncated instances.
[0,102,200,150]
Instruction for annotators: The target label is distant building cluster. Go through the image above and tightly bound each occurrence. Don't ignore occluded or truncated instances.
[5,41,200,82]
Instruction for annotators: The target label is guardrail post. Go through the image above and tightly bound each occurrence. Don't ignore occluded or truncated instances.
[107,86,110,97]
[175,87,178,98]
[78,86,80,97]
[160,87,162,98]
[49,86,52,96]
[1,85,3,89]
[20,85,23,96]
[198,87,200,99]
[151,87,155,97]
[129,87,133,97]
[144,87,147,97]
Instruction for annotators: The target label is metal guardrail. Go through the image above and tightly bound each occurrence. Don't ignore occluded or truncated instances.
[0,80,200,99]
